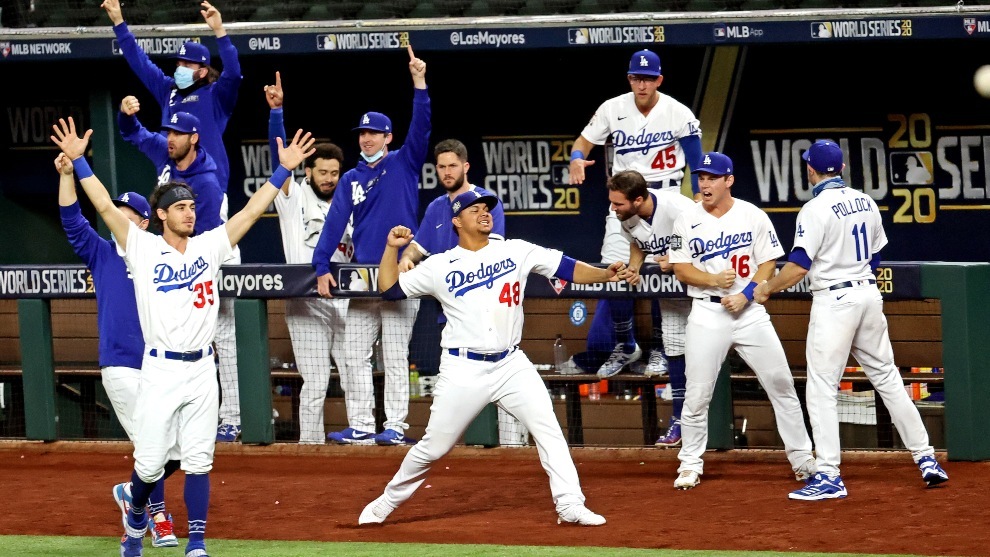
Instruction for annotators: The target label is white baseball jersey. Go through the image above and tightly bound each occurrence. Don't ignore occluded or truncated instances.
[793,184,886,290]
[397,237,563,351]
[580,92,701,183]
[124,222,232,351]
[275,178,354,264]
[619,189,697,257]
[669,199,783,298]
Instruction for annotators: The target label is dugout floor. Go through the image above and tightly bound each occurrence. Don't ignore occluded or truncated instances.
[0,442,985,555]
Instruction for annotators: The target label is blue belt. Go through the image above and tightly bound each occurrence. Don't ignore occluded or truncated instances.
[828,279,876,291]
[148,346,214,362]
[448,347,516,362]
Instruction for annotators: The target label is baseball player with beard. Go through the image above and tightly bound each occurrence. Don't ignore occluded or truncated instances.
[396,138,527,446]
[265,71,354,444]
[52,116,315,557]
[755,140,947,500]
[606,170,695,446]
[313,45,429,446]
[569,48,703,377]
[359,190,623,526]
[56,156,181,548]
[668,152,814,490]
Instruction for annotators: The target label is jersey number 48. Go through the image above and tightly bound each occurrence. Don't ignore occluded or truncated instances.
[499,282,521,307]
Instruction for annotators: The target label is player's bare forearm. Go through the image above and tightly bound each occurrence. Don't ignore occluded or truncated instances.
[751,260,778,283]
[56,155,78,207]
[673,262,735,289]
[763,262,807,295]
[572,261,624,284]
[567,136,596,185]
[81,176,130,247]
[226,179,281,246]
[378,246,401,292]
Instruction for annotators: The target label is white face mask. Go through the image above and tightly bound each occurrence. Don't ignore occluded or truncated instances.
[174,66,196,89]
[360,146,386,164]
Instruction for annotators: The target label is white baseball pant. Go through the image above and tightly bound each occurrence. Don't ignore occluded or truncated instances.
[340,298,420,434]
[659,298,691,356]
[131,351,218,481]
[498,405,530,446]
[806,284,934,475]
[101,365,141,441]
[678,299,813,475]
[285,297,348,444]
[377,349,587,512]
[215,297,239,427]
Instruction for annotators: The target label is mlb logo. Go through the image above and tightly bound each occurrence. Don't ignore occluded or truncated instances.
[568,28,589,45]
[964,18,976,35]
[713,24,727,41]
[811,22,833,38]
[889,152,934,186]
[317,34,337,51]
[111,39,122,55]
[0,42,10,58]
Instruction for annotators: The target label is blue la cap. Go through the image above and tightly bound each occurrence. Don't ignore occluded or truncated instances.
[628,49,661,77]
[451,190,497,217]
[175,41,210,65]
[161,112,200,134]
[692,152,734,176]
[113,191,151,219]
[802,140,843,173]
[353,111,392,133]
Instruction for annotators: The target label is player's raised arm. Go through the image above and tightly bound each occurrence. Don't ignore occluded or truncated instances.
[379,226,414,292]
[408,44,426,89]
[50,117,132,248]
[226,129,315,246]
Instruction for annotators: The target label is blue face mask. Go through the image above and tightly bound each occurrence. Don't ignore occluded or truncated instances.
[360,146,386,164]
[174,66,196,90]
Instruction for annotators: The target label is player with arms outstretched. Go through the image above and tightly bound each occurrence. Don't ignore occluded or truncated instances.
[359,190,626,527]
[756,140,947,500]
[52,116,315,557]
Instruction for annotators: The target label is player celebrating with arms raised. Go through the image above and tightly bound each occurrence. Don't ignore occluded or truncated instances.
[668,152,813,490]
[52,116,315,557]
[755,140,947,500]
[359,190,627,527]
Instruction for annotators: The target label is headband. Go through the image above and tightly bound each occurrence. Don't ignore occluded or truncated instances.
[156,186,195,211]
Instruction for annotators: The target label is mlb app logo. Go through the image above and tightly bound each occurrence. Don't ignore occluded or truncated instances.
[811,22,833,38]
[317,34,337,51]
[964,18,976,35]
[568,28,589,45]
[713,24,727,41]
[889,152,934,186]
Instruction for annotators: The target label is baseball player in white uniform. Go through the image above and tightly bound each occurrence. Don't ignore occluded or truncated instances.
[53,116,316,557]
[755,140,948,500]
[569,49,703,195]
[265,71,354,444]
[668,152,814,490]
[358,190,624,527]
[607,170,695,445]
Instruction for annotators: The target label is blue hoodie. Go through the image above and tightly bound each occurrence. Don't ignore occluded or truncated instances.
[118,111,224,234]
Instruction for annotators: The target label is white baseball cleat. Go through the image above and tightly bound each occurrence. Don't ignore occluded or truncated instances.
[358,495,396,525]
[557,504,606,526]
[674,470,701,490]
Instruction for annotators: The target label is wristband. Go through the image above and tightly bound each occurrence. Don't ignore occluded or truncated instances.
[72,156,94,180]
[742,282,757,301]
[268,165,292,188]
[569,149,585,161]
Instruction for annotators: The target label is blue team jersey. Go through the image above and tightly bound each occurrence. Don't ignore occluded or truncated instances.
[60,202,144,369]
[313,88,431,271]
[415,185,505,256]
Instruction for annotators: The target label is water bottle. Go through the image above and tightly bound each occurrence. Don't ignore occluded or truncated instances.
[409,364,420,398]
[553,334,567,371]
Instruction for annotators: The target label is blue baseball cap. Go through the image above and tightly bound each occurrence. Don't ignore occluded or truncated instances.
[113,192,151,219]
[628,49,661,77]
[692,152,734,176]
[802,140,843,173]
[161,112,200,134]
[175,41,210,65]
[452,190,497,217]
[353,111,392,133]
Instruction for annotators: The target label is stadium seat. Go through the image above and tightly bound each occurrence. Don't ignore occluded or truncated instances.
[543,0,581,13]
[481,0,528,14]
[517,0,548,14]
[434,0,472,15]
[407,1,444,17]
[625,0,672,13]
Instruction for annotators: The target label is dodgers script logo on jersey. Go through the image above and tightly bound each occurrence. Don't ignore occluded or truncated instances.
[154,257,209,292]
[689,231,753,261]
[634,234,673,256]
[612,128,678,156]
[445,258,518,297]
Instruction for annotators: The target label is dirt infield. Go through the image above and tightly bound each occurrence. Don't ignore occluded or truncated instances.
[0,441,985,555]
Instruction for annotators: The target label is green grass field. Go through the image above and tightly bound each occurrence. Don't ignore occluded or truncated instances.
[0,537,934,557]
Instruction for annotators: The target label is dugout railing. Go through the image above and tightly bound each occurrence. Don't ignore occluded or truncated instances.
[2,261,988,460]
